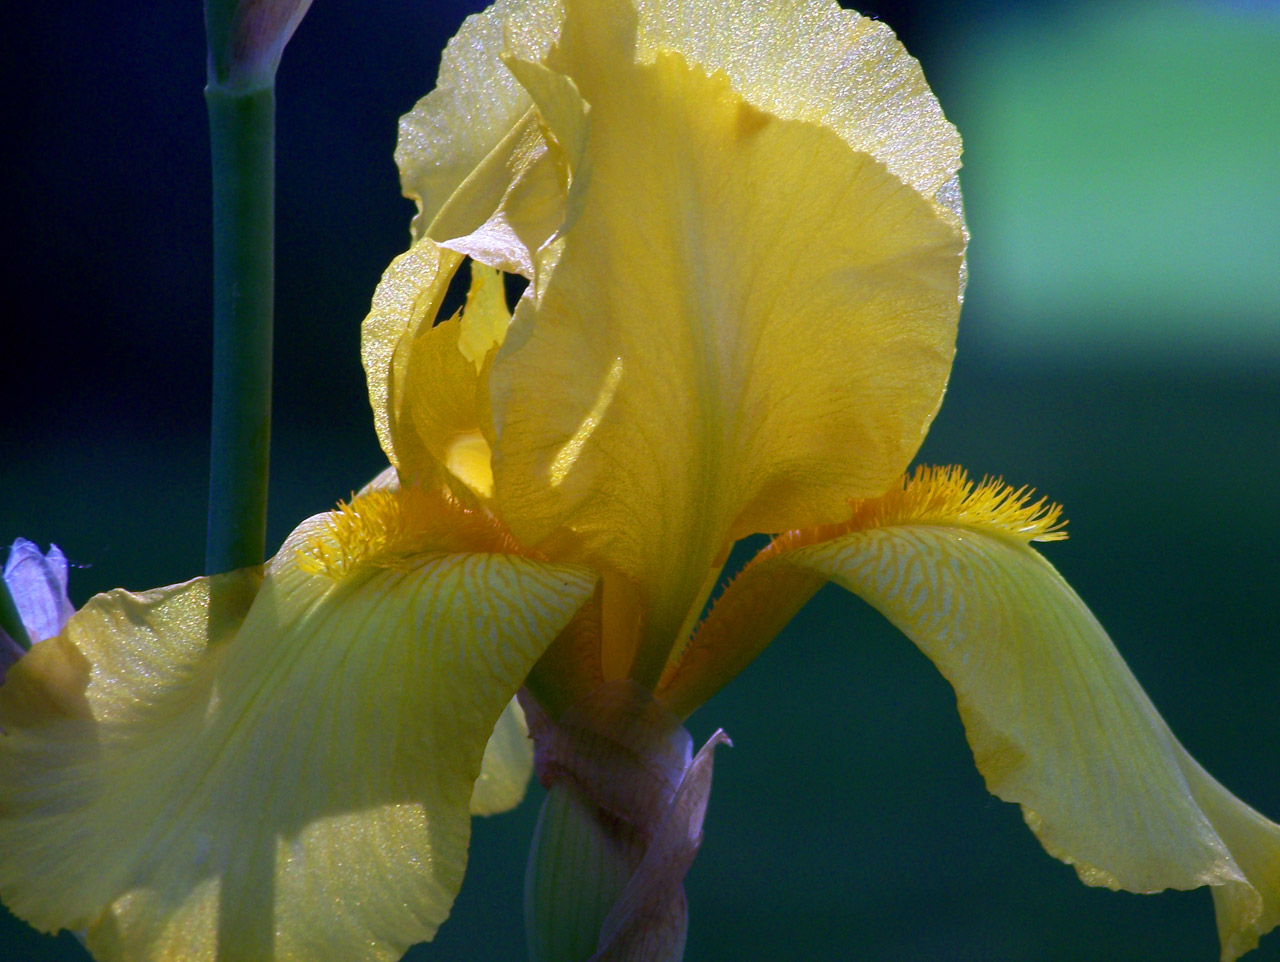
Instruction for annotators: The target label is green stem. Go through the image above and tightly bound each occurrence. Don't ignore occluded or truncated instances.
[0,575,33,652]
[204,85,275,575]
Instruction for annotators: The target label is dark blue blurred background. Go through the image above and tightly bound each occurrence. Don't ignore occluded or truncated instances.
[3,1,1278,959]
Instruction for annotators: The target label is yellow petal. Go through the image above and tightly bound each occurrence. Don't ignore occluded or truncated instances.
[499,52,593,265]
[502,54,590,182]
[661,467,1068,713]
[361,237,465,481]
[356,464,400,496]
[395,0,563,241]
[469,695,534,816]
[428,106,570,279]
[364,250,515,497]
[523,582,606,720]
[0,490,596,962]
[458,260,513,369]
[400,4,589,281]
[490,0,965,685]
[398,0,963,235]
[397,267,512,501]
[677,466,1280,961]
[631,0,964,230]
[658,554,824,720]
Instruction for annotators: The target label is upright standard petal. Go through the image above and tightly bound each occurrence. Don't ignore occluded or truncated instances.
[489,0,965,684]
[0,487,596,962]
[397,0,964,236]
[401,263,512,500]
[672,467,1278,961]
[632,0,964,229]
[396,0,564,240]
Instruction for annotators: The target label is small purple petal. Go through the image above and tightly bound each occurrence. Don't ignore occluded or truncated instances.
[4,538,75,643]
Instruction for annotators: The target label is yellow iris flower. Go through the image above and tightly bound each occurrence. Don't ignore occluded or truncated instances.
[2,0,1277,960]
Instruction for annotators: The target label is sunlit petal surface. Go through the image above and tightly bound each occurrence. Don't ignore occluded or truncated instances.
[489,0,964,684]
[398,0,964,234]
[0,493,595,961]
[633,0,964,228]
[396,0,562,240]
[802,528,1280,961]
[404,265,512,501]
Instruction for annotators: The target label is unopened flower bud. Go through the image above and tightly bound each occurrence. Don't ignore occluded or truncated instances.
[0,539,74,684]
[521,682,730,962]
[204,0,316,92]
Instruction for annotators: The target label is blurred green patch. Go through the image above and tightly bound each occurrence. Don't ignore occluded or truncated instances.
[950,1,1280,365]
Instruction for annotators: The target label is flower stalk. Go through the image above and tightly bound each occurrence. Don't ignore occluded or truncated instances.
[202,0,313,575]
[204,82,275,574]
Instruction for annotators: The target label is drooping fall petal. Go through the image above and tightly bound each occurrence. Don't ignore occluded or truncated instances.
[471,695,536,816]
[0,488,595,962]
[671,466,1279,961]
[489,0,964,684]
